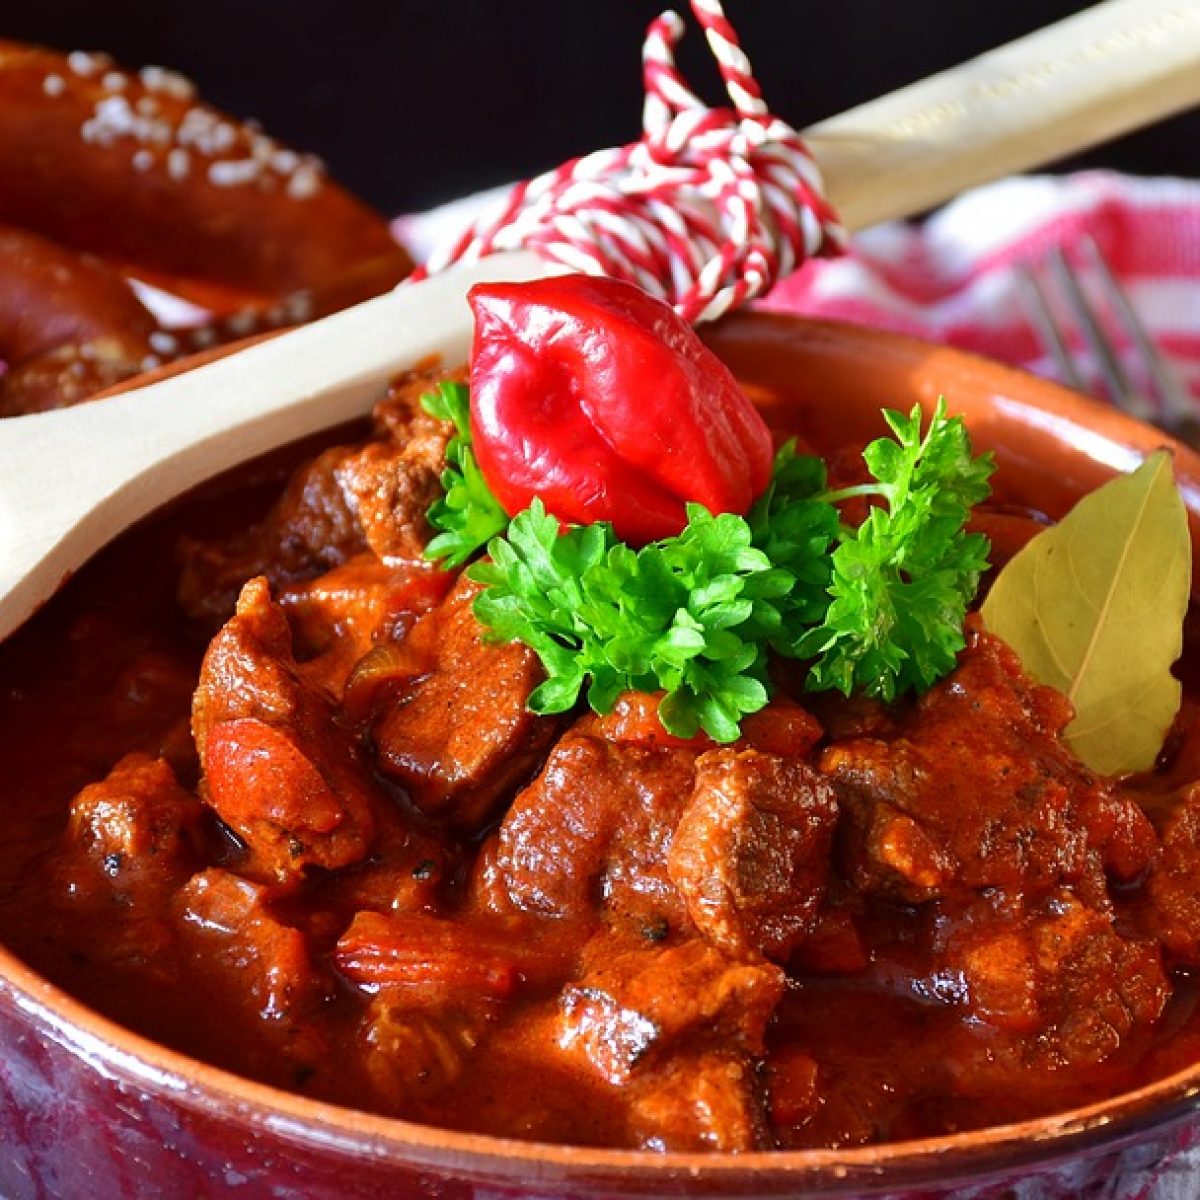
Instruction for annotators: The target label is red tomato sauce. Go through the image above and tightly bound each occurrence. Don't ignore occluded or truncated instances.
[1,370,1199,1153]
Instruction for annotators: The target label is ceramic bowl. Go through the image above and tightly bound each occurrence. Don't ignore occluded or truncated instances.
[2,313,1199,1200]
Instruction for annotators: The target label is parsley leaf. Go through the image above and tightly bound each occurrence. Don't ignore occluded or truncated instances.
[469,500,788,742]
[746,440,841,642]
[422,381,510,568]
[797,400,995,700]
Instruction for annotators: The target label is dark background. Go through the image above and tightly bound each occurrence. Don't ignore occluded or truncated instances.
[5,1,1199,215]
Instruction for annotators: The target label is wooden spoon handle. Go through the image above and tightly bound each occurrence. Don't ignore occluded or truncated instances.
[3,0,1200,641]
[0,250,555,641]
[807,0,1200,229]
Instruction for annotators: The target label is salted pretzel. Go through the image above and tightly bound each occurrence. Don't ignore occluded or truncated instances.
[0,40,413,414]
[0,225,163,414]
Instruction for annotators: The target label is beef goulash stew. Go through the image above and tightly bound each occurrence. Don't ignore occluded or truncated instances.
[1,272,1199,1156]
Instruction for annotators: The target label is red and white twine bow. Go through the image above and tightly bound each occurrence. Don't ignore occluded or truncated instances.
[415,0,846,324]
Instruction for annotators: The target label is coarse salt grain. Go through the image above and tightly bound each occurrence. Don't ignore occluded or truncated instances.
[271,149,299,175]
[225,310,260,337]
[102,71,128,92]
[132,149,154,172]
[250,135,279,164]
[42,74,65,97]
[176,108,239,156]
[283,292,314,323]
[175,109,211,144]
[139,65,196,102]
[81,95,137,145]
[166,148,190,181]
[67,50,110,77]
[208,159,261,188]
[80,93,174,149]
[210,124,238,154]
[286,162,322,200]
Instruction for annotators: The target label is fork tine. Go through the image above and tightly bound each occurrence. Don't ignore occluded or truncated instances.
[1014,262,1087,395]
[1046,245,1155,423]
[1081,235,1199,442]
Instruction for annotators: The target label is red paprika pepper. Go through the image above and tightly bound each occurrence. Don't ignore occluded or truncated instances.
[467,274,774,544]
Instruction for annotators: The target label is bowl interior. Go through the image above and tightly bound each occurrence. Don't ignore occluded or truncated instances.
[4,312,1200,1194]
[708,312,1200,542]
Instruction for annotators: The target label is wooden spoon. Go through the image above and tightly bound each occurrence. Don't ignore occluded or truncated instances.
[2,0,1199,642]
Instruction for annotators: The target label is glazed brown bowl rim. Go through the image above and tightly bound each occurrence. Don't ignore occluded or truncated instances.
[7,311,1200,1190]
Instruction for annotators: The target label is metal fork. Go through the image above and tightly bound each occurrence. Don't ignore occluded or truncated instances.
[1015,236,1199,449]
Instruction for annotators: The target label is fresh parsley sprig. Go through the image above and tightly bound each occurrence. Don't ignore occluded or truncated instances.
[794,400,995,700]
[745,443,841,639]
[422,381,510,568]
[423,388,995,741]
[469,501,807,742]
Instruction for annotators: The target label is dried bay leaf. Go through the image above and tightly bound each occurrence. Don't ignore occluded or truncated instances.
[981,450,1190,777]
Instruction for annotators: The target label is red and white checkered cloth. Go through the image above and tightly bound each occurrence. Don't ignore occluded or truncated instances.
[395,170,1200,412]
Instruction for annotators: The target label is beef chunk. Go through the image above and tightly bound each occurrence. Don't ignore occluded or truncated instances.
[497,734,697,922]
[370,367,457,442]
[178,868,328,1023]
[559,934,783,1086]
[559,933,781,1152]
[178,445,367,625]
[1144,785,1200,967]
[304,815,455,922]
[50,753,206,979]
[628,1049,772,1152]
[178,367,454,625]
[193,576,381,879]
[333,413,450,566]
[277,553,452,695]
[669,748,838,960]
[62,753,203,897]
[339,909,578,1117]
[358,999,483,1111]
[279,555,415,661]
[948,892,1168,1067]
[820,629,1157,906]
[371,577,558,830]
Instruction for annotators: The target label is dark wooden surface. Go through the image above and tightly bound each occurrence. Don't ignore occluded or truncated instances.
[5,1,1199,214]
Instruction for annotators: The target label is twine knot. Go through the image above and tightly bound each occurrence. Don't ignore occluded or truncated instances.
[415,0,845,324]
